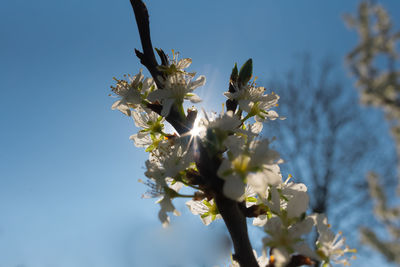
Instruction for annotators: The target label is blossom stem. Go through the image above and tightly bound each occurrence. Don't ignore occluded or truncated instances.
[241,113,253,123]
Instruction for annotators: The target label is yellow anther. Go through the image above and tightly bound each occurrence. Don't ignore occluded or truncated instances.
[232,155,251,174]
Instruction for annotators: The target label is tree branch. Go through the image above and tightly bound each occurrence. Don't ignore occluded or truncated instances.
[130,0,189,135]
[215,195,259,267]
[129,1,260,266]
[130,0,161,87]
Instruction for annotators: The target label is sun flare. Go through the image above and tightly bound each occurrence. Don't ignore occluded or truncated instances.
[190,116,203,136]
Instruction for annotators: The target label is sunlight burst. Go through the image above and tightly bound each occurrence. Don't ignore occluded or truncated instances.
[190,115,203,136]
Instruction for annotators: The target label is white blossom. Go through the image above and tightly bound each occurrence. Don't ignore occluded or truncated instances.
[129,107,165,149]
[263,216,315,267]
[268,180,309,219]
[110,48,355,266]
[314,214,356,266]
[199,111,242,133]
[218,136,281,200]
[111,71,155,116]
[147,54,205,117]
[224,85,280,121]
[148,74,204,117]
[186,199,222,225]
[142,140,194,226]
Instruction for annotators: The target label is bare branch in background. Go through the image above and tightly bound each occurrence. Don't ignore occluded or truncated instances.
[265,55,397,247]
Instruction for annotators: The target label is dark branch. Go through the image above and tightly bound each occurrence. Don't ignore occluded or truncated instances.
[130,0,189,135]
[239,202,268,218]
[130,0,162,87]
[195,129,259,267]
[215,195,259,267]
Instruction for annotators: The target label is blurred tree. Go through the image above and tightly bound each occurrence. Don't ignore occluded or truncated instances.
[264,55,397,249]
[344,0,400,263]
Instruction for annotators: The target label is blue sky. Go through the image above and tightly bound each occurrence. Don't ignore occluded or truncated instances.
[1,1,400,266]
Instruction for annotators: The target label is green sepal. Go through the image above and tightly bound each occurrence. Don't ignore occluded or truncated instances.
[201,212,210,219]
[266,211,273,219]
[164,187,179,199]
[145,144,156,152]
[246,197,257,203]
[238,58,253,87]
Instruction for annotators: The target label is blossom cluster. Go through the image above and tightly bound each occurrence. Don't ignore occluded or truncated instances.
[111,53,355,267]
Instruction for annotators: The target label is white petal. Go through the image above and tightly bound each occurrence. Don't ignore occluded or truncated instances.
[188,75,206,90]
[112,101,131,116]
[147,89,169,103]
[111,100,122,110]
[287,191,309,218]
[217,158,232,178]
[253,215,268,227]
[186,200,206,215]
[289,216,314,238]
[129,132,152,147]
[161,99,174,117]
[272,248,290,267]
[187,93,202,103]
[263,164,282,186]
[268,187,281,214]
[247,172,268,199]
[238,99,252,113]
[131,110,148,128]
[141,77,155,93]
[294,242,319,260]
[223,175,246,201]
[177,58,192,69]
[250,122,263,134]
[266,110,279,120]
[158,196,178,227]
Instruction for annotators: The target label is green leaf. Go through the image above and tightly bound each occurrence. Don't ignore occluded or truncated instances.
[230,63,238,83]
[238,58,253,87]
